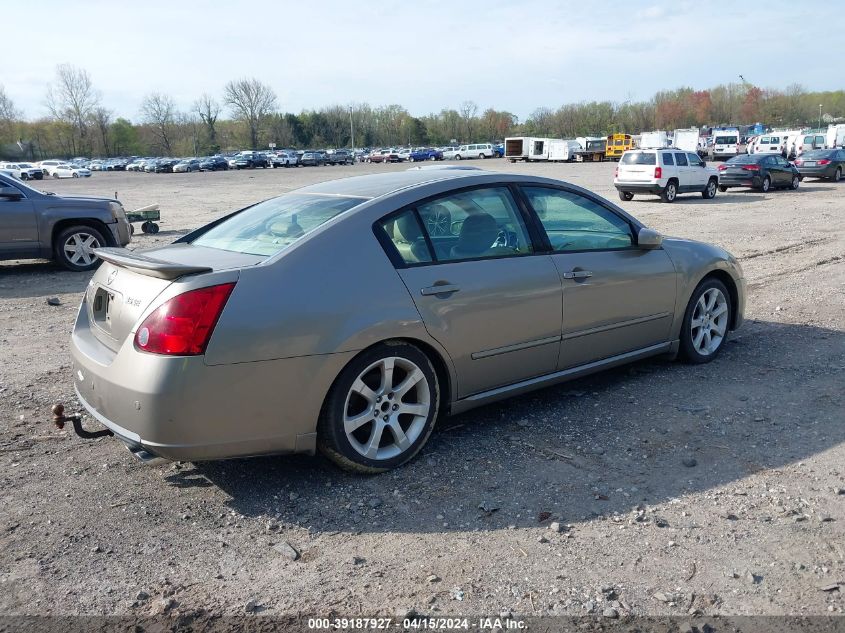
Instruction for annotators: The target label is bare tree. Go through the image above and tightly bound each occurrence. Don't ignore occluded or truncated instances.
[0,84,22,142]
[192,93,220,152]
[46,64,100,155]
[140,92,177,155]
[91,107,112,157]
[224,78,277,149]
[459,100,478,142]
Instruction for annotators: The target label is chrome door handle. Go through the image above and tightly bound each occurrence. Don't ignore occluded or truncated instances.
[420,284,460,296]
[562,270,593,280]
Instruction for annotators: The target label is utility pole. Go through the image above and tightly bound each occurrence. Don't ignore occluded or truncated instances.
[349,105,355,152]
[819,104,823,130]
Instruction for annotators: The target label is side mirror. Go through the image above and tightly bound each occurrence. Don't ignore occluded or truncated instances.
[637,227,663,250]
[0,186,23,200]
[700,161,707,167]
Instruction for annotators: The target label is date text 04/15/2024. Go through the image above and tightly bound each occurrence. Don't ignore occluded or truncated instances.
[307,617,526,630]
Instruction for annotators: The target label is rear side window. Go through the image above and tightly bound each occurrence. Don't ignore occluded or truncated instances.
[621,152,656,165]
[675,153,688,166]
[379,209,434,265]
[661,153,674,166]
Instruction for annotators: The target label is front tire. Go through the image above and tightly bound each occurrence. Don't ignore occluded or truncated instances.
[702,178,718,199]
[790,175,800,190]
[718,185,728,192]
[760,176,771,192]
[318,341,440,473]
[54,225,106,272]
[832,167,842,182]
[660,180,678,203]
[679,278,732,364]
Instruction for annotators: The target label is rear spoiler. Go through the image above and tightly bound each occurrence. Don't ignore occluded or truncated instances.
[94,247,212,280]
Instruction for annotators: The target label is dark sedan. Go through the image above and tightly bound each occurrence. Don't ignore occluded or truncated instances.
[793,149,845,181]
[154,158,181,173]
[717,154,801,192]
[299,152,326,166]
[199,156,230,171]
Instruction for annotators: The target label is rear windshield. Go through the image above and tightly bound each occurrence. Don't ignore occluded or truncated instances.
[802,150,834,159]
[715,136,737,144]
[192,194,364,257]
[726,155,758,164]
[620,152,656,165]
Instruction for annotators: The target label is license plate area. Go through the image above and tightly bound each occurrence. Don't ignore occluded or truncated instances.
[92,286,121,333]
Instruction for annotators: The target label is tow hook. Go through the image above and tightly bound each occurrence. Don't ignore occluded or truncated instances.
[51,404,114,439]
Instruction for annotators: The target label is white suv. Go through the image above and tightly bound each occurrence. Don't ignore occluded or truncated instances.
[452,143,495,160]
[614,149,720,203]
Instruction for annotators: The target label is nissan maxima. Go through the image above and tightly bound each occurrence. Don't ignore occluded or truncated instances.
[68,169,745,472]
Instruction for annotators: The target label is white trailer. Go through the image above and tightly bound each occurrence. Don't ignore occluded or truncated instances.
[548,139,582,162]
[640,131,670,149]
[505,137,539,162]
[673,128,700,153]
[827,124,845,148]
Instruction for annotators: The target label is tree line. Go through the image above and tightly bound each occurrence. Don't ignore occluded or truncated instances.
[1,65,843,160]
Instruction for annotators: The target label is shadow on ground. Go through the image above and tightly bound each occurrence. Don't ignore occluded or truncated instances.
[180,319,844,534]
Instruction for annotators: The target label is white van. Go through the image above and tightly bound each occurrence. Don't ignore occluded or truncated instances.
[711,129,741,159]
[796,133,827,157]
[453,143,495,160]
[751,134,786,156]
[827,124,845,149]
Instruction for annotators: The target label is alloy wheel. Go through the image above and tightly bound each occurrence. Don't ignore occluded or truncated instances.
[343,357,430,461]
[690,288,729,356]
[63,232,101,267]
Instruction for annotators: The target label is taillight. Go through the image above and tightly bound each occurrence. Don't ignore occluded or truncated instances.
[794,160,803,166]
[717,164,728,171]
[134,283,236,355]
[654,166,662,179]
[742,165,760,171]
[818,159,831,165]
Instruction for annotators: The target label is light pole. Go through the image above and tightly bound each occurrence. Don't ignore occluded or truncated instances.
[819,104,823,130]
[349,105,355,153]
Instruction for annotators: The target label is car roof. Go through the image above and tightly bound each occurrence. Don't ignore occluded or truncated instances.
[295,169,497,199]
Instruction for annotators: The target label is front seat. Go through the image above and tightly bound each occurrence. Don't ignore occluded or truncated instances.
[450,212,501,259]
[395,213,430,262]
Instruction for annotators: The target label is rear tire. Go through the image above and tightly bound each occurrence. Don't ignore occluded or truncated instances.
[618,191,634,201]
[660,180,678,203]
[318,341,440,473]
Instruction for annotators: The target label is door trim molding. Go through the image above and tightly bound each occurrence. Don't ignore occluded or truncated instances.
[471,335,561,360]
[454,341,673,413]
[562,311,671,341]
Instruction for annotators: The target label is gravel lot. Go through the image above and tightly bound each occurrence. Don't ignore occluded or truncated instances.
[1,161,843,622]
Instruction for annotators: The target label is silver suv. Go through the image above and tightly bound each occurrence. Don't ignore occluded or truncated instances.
[0,172,132,270]
[614,149,720,203]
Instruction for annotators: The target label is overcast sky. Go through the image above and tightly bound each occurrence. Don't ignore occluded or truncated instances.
[5,0,842,122]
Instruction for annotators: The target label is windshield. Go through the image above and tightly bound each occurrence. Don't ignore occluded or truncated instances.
[620,152,656,165]
[192,193,364,257]
[715,136,737,144]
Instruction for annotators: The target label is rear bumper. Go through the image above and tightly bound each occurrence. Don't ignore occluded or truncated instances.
[718,175,761,188]
[797,166,835,178]
[614,181,664,194]
[69,302,355,461]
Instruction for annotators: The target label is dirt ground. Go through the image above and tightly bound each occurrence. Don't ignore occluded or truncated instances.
[1,160,843,623]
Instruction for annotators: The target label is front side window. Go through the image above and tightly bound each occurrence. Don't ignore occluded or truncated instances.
[415,187,533,262]
[522,187,633,252]
[192,193,363,257]
[675,153,689,166]
[687,152,702,166]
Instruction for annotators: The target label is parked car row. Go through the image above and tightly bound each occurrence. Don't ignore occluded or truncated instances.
[614,145,844,203]
[361,143,503,163]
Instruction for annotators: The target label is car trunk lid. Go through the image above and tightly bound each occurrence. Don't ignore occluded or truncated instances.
[86,245,263,352]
